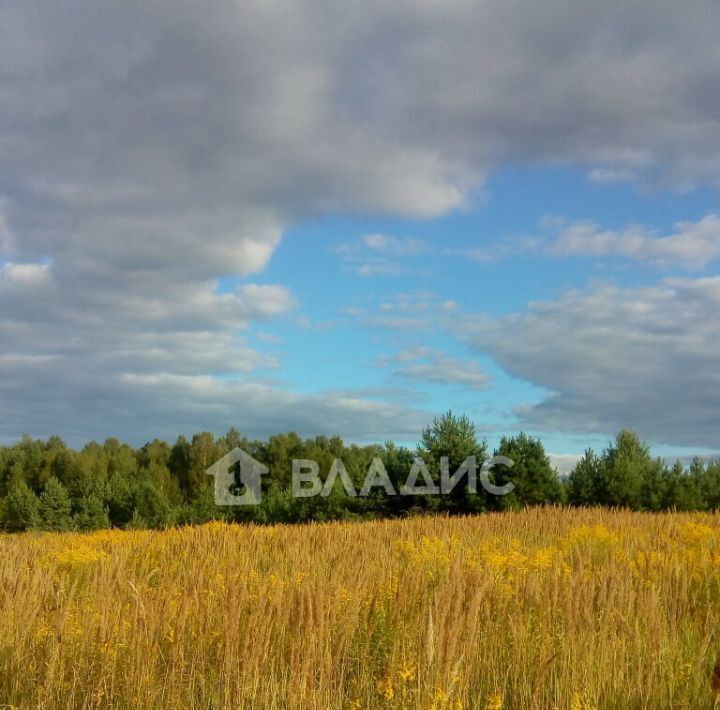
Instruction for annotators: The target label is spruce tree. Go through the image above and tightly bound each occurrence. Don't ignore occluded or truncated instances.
[2,480,41,531]
[39,477,73,531]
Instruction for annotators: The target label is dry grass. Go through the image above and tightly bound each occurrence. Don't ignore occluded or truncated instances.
[2,508,720,708]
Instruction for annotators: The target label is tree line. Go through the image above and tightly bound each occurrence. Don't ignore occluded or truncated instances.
[0,412,717,532]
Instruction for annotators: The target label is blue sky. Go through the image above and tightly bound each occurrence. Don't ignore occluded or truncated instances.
[1,0,719,470]
[219,165,719,461]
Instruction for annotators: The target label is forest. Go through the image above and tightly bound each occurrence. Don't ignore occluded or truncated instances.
[1,412,718,532]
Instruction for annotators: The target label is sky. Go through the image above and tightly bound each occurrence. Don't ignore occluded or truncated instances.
[1,0,719,470]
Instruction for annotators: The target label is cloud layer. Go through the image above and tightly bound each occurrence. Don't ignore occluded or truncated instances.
[1,0,720,443]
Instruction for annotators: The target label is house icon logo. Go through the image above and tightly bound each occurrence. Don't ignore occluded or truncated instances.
[206,448,269,506]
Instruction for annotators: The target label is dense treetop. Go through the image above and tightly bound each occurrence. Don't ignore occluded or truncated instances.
[1,413,717,532]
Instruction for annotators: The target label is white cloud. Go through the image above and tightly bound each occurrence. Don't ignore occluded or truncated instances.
[335,234,426,276]
[460,277,720,447]
[0,261,50,285]
[347,292,479,334]
[446,214,720,270]
[587,167,635,185]
[550,214,720,269]
[377,348,491,390]
[232,284,296,319]
[355,259,408,277]
[445,237,542,263]
[255,331,283,345]
[548,453,582,476]
[363,234,426,255]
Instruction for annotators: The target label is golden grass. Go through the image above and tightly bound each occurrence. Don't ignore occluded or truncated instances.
[2,508,720,708]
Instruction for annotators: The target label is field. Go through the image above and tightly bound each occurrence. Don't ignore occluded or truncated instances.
[2,509,720,709]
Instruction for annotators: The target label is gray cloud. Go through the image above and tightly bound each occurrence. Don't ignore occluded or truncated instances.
[0,366,432,446]
[460,277,720,448]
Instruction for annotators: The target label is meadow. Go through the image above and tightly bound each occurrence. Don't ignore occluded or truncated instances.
[2,508,720,709]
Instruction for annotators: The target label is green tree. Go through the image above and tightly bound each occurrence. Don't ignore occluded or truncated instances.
[383,442,423,515]
[39,477,73,531]
[170,433,222,500]
[74,495,110,531]
[12,435,46,490]
[104,438,138,480]
[494,433,564,508]
[2,479,41,531]
[132,481,173,529]
[169,435,192,497]
[418,411,488,513]
[260,432,304,490]
[222,427,249,452]
[180,484,231,525]
[567,449,602,506]
[697,459,720,510]
[662,460,704,511]
[106,471,134,526]
[600,430,663,510]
